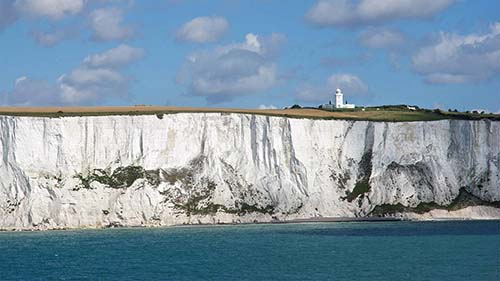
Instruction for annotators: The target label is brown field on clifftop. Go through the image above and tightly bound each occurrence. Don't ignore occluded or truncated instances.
[0,106,497,122]
[0,106,309,115]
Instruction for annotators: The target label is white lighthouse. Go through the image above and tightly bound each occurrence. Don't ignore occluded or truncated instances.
[334,88,355,109]
[320,88,355,110]
[335,88,343,108]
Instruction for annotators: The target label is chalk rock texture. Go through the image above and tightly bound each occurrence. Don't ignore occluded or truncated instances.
[0,113,498,230]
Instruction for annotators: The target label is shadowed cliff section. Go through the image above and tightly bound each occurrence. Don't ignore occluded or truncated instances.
[342,123,375,203]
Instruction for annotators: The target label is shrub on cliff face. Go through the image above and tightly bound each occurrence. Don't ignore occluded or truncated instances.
[343,150,373,202]
[370,188,500,216]
[164,167,193,185]
[112,166,146,187]
[75,166,159,189]
[344,179,370,202]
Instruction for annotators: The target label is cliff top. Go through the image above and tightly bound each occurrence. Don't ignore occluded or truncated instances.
[0,106,498,122]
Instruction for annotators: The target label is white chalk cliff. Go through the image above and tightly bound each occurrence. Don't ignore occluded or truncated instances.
[0,113,499,230]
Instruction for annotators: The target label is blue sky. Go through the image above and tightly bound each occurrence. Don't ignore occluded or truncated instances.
[0,0,499,112]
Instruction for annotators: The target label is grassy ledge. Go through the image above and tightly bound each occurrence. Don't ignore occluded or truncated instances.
[0,105,498,122]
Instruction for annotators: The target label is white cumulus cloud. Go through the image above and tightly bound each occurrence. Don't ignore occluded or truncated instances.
[2,77,59,106]
[177,32,286,103]
[57,67,129,104]
[88,7,134,41]
[412,22,500,84]
[305,0,455,27]
[328,73,368,93]
[32,30,66,46]
[32,26,78,46]
[359,27,406,49]
[14,0,85,20]
[176,16,229,43]
[0,1,83,42]
[83,44,145,68]
[2,44,144,105]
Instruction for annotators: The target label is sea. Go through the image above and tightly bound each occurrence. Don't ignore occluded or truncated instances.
[0,221,498,281]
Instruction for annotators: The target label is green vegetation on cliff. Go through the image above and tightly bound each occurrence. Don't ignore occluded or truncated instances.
[75,166,159,189]
[370,188,500,216]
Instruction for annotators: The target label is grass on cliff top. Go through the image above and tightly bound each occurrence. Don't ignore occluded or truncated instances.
[0,105,498,122]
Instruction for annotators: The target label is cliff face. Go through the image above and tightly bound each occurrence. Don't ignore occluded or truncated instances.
[0,113,499,230]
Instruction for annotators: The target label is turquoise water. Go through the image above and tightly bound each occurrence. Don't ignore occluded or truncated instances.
[0,221,499,280]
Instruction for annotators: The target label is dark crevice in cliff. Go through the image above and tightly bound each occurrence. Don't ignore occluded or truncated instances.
[336,121,355,168]
[200,119,208,156]
[250,115,258,165]
[139,129,144,156]
[261,116,270,170]
[342,123,374,203]
[382,123,389,151]
[342,150,372,202]
[447,120,476,175]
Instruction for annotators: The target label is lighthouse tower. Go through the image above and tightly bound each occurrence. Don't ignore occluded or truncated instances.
[321,88,355,110]
[335,88,343,108]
